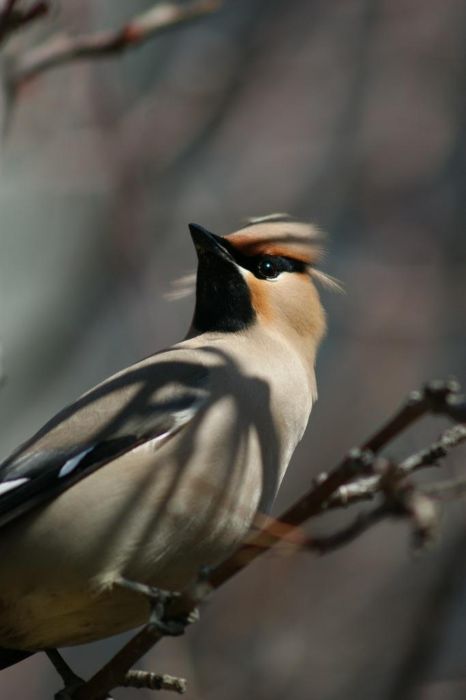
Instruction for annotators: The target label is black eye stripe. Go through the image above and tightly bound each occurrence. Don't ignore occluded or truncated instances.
[217,239,306,279]
[245,254,306,279]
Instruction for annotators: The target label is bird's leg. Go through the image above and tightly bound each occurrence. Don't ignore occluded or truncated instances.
[46,649,114,700]
[46,649,83,690]
[116,577,199,636]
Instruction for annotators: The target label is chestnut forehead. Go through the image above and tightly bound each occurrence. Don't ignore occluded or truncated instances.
[225,223,323,265]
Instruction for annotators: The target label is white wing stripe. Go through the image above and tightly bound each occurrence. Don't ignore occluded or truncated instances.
[58,447,95,478]
[0,478,29,495]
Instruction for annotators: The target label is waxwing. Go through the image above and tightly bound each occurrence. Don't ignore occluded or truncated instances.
[0,215,331,671]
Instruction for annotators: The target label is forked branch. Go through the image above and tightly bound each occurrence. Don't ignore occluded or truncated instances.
[10,0,221,88]
[72,379,466,700]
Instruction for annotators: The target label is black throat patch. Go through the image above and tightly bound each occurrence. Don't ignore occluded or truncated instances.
[192,252,256,333]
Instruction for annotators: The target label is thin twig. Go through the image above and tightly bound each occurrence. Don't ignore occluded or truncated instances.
[390,483,439,548]
[0,0,20,41]
[399,423,466,475]
[423,475,466,500]
[0,0,18,22]
[122,670,186,694]
[325,423,466,510]
[324,474,380,508]
[308,505,388,554]
[11,0,222,88]
[0,0,48,45]
[361,379,462,453]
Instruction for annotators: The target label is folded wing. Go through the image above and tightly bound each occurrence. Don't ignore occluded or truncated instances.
[0,353,209,529]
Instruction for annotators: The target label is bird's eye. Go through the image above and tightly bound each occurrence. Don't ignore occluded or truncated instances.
[256,257,281,279]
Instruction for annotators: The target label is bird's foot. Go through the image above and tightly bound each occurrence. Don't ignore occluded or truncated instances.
[117,577,199,636]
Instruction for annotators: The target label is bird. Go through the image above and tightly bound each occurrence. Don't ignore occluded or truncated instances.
[0,215,331,675]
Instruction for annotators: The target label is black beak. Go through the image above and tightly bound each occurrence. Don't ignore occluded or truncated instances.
[188,223,234,262]
[189,223,254,333]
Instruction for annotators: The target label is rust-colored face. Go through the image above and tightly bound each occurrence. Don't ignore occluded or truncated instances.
[190,218,328,347]
[223,220,327,344]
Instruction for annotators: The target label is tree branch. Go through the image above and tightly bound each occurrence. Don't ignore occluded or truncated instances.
[308,504,388,554]
[71,379,465,700]
[0,0,19,32]
[0,0,49,46]
[122,670,186,694]
[209,380,465,585]
[10,0,222,88]
[423,475,466,500]
[325,423,466,510]
[399,423,466,474]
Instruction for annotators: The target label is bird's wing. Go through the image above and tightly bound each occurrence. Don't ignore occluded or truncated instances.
[0,351,210,529]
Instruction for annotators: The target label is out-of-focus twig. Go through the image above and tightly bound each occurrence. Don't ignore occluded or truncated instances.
[308,421,466,553]
[399,423,466,474]
[325,423,466,510]
[11,0,222,88]
[0,0,49,46]
[309,486,438,554]
[361,379,464,452]
[72,379,464,700]
[0,0,22,44]
[423,475,466,500]
[308,504,388,553]
[0,0,19,32]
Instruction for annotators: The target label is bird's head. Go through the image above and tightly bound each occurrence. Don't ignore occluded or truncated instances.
[188,215,337,358]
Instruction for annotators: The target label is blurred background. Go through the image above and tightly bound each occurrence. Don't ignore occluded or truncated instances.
[0,0,465,698]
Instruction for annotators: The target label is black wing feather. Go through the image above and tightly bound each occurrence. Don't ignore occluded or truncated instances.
[0,435,140,529]
[0,358,209,529]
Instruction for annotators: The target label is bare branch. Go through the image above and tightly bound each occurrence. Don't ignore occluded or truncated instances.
[399,487,439,548]
[304,421,466,553]
[423,475,466,500]
[325,423,466,510]
[11,0,222,88]
[361,378,462,453]
[308,487,438,554]
[0,0,21,42]
[307,505,388,554]
[0,0,19,24]
[122,670,186,694]
[209,380,464,586]
[0,0,48,46]
[324,473,380,508]
[70,379,465,700]
[399,423,466,475]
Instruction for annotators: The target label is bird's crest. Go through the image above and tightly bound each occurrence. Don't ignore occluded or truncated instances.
[166,216,342,300]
